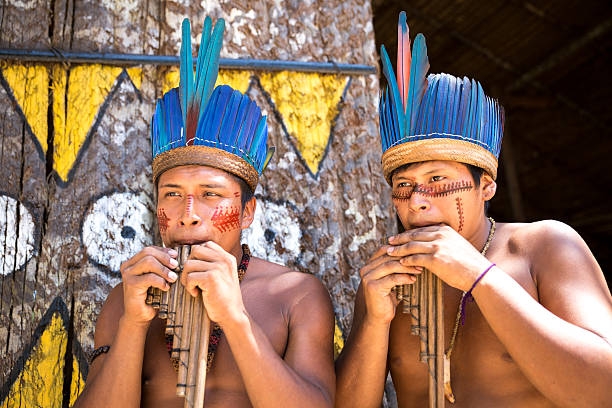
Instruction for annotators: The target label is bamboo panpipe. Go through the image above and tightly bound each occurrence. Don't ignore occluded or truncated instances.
[396,269,445,408]
[146,245,211,408]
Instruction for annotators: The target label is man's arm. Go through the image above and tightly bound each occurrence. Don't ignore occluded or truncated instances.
[73,285,148,408]
[183,241,337,408]
[395,221,612,408]
[73,247,178,408]
[334,246,418,408]
[472,221,612,408]
[224,273,335,408]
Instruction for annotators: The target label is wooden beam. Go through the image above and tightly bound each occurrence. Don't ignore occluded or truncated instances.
[393,2,609,132]
[507,16,612,92]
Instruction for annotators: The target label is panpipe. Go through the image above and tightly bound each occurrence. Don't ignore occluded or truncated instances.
[395,269,445,408]
[146,245,211,408]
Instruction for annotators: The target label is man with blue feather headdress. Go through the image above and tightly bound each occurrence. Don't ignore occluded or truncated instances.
[74,17,335,408]
[336,11,612,407]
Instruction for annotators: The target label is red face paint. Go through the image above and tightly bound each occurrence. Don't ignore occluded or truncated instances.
[185,194,194,217]
[157,208,170,234]
[455,197,464,233]
[211,205,241,233]
[233,191,240,198]
[392,180,474,201]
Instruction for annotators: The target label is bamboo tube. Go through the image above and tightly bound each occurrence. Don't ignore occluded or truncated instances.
[184,297,202,407]
[434,274,444,406]
[419,272,427,362]
[176,290,193,397]
[194,302,211,407]
[412,274,421,335]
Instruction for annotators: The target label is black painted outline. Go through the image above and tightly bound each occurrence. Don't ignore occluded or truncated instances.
[79,188,155,278]
[0,66,137,188]
[54,69,129,187]
[0,296,89,404]
[252,75,352,179]
[0,67,47,162]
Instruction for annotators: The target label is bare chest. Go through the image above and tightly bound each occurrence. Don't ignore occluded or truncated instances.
[388,258,553,407]
[140,281,289,408]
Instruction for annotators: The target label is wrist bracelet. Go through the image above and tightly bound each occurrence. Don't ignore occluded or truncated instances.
[460,263,496,325]
[90,345,110,364]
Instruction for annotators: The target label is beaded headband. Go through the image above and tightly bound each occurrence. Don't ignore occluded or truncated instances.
[379,12,504,183]
[151,17,273,192]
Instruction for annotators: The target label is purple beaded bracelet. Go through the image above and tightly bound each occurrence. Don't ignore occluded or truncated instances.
[460,263,496,325]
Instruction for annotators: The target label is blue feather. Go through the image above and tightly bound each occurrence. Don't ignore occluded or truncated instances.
[197,20,225,120]
[179,19,194,133]
[459,77,471,137]
[380,44,405,141]
[406,34,429,134]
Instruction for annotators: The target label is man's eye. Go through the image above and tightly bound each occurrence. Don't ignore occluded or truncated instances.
[204,192,218,197]
[397,182,412,188]
[431,176,445,182]
[164,192,180,198]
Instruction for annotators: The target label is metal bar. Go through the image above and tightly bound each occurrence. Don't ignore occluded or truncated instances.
[0,48,376,75]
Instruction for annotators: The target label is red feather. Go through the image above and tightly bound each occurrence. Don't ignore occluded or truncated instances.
[397,12,411,110]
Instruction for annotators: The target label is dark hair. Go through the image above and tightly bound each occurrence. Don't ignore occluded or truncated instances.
[230,174,254,209]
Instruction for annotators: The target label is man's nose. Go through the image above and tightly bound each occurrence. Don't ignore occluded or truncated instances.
[178,195,201,226]
[409,189,431,213]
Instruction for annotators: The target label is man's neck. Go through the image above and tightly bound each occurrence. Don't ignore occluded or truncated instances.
[466,215,493,254]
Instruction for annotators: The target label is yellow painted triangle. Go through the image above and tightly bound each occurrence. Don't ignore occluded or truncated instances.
[162,67,251,95]
[1,64,49,153]
[1,313,67,408]
[126,67,142,90]
[334,319,344,359]
[259,72,347,175]
[69,353,86,406]
[52,64,123,182]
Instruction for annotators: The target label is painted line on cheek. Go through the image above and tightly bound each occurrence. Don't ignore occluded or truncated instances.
[211,205,241,233]
[456,197,464,233]
[157,208,170,234]
[234,192,240,198]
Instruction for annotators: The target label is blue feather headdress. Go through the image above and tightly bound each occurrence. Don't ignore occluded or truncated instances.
[151,17,273,191]
[379,12,504,183]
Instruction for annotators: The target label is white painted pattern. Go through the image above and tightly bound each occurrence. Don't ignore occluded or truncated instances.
[0,195,36,276]
[242,198,301,265]
[82,191,154,273]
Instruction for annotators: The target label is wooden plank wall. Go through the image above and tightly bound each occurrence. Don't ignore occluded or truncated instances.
[0,1,395,406]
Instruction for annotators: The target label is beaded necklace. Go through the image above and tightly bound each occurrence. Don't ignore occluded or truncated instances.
[444,217,496,403]
[168,244,251,372]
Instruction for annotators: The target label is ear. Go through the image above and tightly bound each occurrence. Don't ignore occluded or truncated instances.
[481,173,497,201]
[240,196,256,229]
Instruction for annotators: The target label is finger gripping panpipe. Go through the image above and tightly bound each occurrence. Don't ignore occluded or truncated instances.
[146,245,210,408]
[395,269,445,408]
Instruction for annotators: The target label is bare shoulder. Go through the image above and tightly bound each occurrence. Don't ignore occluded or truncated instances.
[248,256,332,311]
[504,220,611,326]
[501,220,593,264]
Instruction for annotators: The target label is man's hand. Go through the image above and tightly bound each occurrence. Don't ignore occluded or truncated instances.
[388,225,492,291]
[182,241,245,326]
[359,245,420,325]
[119,246,179,325]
